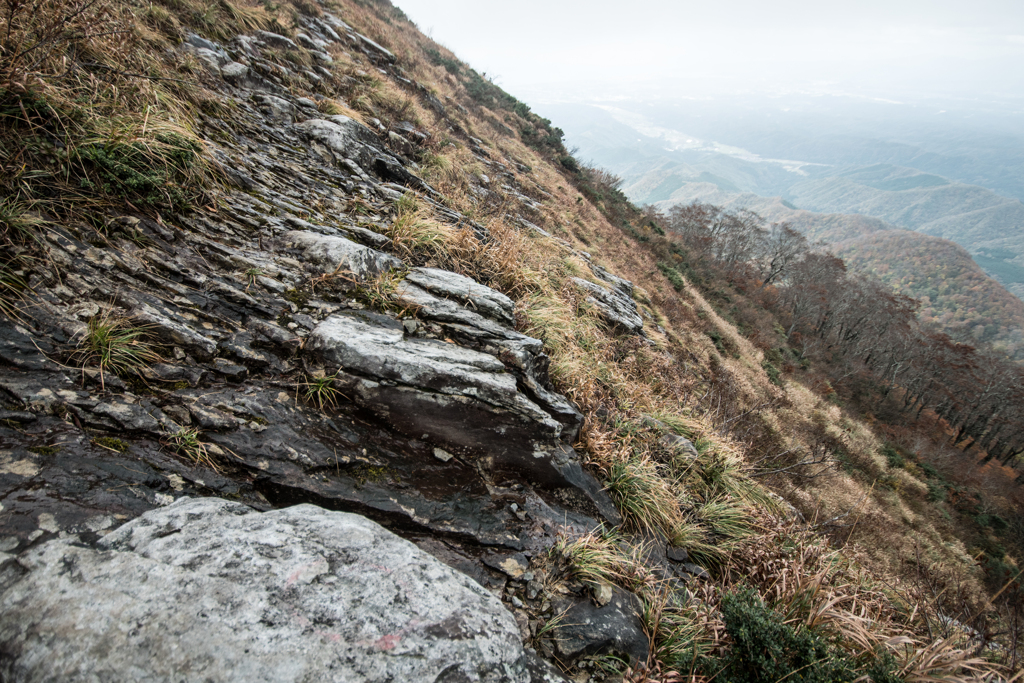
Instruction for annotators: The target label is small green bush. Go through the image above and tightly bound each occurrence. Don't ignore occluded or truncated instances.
[926,481,947,503]
[425,47,461,75]
[657,262,685,291]
[761,358,783,386]
[694,587,899,683]
[880,445,904,469]
[76,132,202,212]
[717,587,850,683]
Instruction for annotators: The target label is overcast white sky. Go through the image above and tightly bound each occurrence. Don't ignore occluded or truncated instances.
[394,0,1024,104]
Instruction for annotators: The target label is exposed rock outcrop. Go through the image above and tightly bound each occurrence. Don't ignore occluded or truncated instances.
[0,498,563,682]
[572,277,644,335]
[0,3,652,679]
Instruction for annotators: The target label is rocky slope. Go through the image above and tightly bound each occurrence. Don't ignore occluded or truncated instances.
[0,4,692,679]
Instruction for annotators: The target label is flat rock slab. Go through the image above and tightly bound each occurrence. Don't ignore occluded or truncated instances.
[406,267,515,325]
[0,498,538,683]
[278,230,401,279]
[307,311,558,430]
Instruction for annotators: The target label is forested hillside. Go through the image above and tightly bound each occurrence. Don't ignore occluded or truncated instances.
[831,230,1024,356]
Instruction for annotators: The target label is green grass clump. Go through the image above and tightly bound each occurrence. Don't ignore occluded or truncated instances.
[657,261,686,291]
[387,193,454,260]
[605,456,684,541]
[72,313,160,389]
[553,529,655,594]
[299,371,344,410]
[761,358,783,386]
[881,445,904,469]
[165,426,216,470]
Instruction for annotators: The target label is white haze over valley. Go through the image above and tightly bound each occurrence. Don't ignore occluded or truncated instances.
[397,0,1024,295]
[396,0,1024,104]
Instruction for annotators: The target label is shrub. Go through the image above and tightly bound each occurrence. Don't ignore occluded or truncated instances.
[700,586,901,683]
[926,481,947,503]
[717,586,850,682]
[75,129,204,212]
[880,445,904,469]
[657,262,686,291]
[761,358,783,386]
[424,47,460,75]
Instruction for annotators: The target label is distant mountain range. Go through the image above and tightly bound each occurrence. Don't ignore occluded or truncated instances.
[537,101,1024,355]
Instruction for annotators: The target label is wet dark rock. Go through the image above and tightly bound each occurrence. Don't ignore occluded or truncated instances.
[85,401,162,433]
[140,363,204,387]
[0,324,59,373]
[483,552,530,579]
[131,302,217,360]
[0,410,257,553]
[0,372,82,413]
[248,318,302,354]
[212,358,248,381]
[219,333,280,370]
[551,588,649,665]
[522,651,569,683]
[0,410,35,424]
[666,545,689,562]
[188,404,240,430]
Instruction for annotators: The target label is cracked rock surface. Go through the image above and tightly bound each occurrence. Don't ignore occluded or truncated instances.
[0,498,556,683]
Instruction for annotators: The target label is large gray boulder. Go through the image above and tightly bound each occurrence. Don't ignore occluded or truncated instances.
[394,268,583,442]
[306,311,558,431]
[0,498,543,682]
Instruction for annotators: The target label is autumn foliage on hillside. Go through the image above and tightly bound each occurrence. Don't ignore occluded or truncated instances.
[833,230,1024,358]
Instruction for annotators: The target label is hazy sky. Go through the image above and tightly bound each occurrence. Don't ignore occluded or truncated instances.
[394,0,1024,103]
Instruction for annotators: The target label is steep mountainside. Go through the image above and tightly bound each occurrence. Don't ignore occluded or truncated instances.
[0,0,1018,680]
